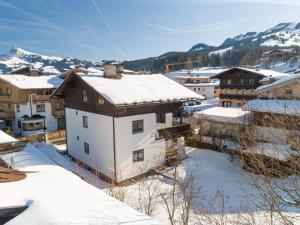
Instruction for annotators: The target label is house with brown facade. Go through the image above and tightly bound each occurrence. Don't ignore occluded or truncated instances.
[0,74,65,136]
[52,63,203,182]
[212,67,289,107]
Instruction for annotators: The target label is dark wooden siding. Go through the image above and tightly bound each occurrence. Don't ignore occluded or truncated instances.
[63,75,182,118]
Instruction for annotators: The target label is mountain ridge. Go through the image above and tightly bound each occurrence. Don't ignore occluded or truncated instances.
[0,47,94,74]
[123,21,300,72]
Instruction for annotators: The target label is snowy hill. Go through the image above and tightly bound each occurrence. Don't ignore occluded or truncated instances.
[190,21,300,54]
[124,21,300,72]
[0,47,94,74]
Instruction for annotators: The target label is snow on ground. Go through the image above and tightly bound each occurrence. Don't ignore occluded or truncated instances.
[34,142,107,189]
[32,142,300,224]
[0,143,161,225]
[116,148,300,225]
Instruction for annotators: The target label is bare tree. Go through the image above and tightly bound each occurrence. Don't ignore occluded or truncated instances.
[237,106,300,225]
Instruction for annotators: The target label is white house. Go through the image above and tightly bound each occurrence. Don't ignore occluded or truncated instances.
[0,74,64,136]
[52,65,203,182]
[183,81,220,100]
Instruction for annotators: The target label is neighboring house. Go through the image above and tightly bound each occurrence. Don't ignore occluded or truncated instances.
[193,73,300,157]
[183,81,220,100]
[52,64,203,182]
[243,73,300,144]
[0,74,64,136]
[212,67,270,107]
[167,68,223,100]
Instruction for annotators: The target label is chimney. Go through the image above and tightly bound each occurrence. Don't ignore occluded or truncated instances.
[29,68,38,76]
[102,60,123,79]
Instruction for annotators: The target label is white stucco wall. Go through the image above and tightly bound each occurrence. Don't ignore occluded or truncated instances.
[66,109,174,182]
[114,113,167,181]
[187,86,215,99]
[65,108,115,179]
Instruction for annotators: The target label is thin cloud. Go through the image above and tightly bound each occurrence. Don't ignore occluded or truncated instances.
[139,21,232,34]
[0,0,65,32]
[91,0,112,32]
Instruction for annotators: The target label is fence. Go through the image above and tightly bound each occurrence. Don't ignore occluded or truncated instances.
[18,129,66,144]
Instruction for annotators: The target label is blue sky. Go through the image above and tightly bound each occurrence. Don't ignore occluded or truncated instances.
[0,0,299,62]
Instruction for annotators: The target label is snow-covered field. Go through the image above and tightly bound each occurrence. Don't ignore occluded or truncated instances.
[34,144,300,225]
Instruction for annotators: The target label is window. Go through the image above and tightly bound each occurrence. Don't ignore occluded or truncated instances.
[97,97,105,104]
[76,111,78,115]
[84,142,89,154]
[285,88,293,95]
[249,79,255,85]
[36,104,45,112]
[16,104,20,112]
[77,136,79,141]
[133,149,144,162]
[202,88,205,91]
[82,90,88,102]
[6,88,11,96]
[193,88,197,91]
[18,120,21,129]
[55,102,63,110]
[156,113,166,123]
[132,120,143,134]
[226,79,232,85]
[198,88,201,91]
[240,79,245,85]
[0,104,4,112]
[83,116,88,128]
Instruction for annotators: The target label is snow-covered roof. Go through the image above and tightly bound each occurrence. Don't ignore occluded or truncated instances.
[166,67,226,80]
[73,71,204,105]
[256,73,300,92]
[0,74,63,89]
[193,107,251,124]
[243,99,300,115]
[212,67,288,79]
[183,81,220,87]
[0,143,161,225]
[0,130,17,144]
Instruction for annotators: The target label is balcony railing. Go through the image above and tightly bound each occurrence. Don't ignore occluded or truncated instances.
[220,84,258,89]
[157,124,191,139]
[0,111,15,119]
[32,95,50,103]
[219,94,256,100]
[52,110,65,118]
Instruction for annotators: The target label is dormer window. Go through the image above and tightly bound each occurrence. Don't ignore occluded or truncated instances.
[82,90,88,102]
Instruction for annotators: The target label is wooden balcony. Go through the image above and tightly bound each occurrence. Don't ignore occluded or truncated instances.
[32,95,50,103]
[52,110,65,118]
[219,94,256,100]
[220,84,258,89]
[0,111,15,119]
[157,124,191,139]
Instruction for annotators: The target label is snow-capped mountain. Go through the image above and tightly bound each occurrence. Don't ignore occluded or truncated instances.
[189,21,300,53]
[0,47,94,74]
